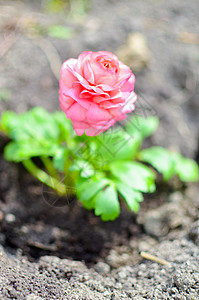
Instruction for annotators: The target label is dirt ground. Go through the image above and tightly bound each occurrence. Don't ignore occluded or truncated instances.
[0,0,199,299]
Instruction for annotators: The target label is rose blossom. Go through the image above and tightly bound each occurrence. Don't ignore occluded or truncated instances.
[59,51,137,136]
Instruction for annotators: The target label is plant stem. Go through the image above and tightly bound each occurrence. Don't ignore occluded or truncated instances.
[22,159,74,196]
[40,156,60,180]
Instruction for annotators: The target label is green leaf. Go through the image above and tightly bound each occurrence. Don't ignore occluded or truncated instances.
[70,159,95,178]
[1,111,17,134]
[0,107,73,162]
[76,177,109,209]
[140,146,176,181]
[125,115,159,139]
[44,0,66,13]
[117,182,143,212]
[53,111,73,137]
[96,128,141,161]
[52,147,68,172]
[47,25,74,39]
[172,153,199,182]
[4,141,58,162]
[1,107,59,142]
[94,184,120,221]
[4,142,25,162]
[110,161,156,193]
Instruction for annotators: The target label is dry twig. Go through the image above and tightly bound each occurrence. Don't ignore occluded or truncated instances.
[140,251,170,266]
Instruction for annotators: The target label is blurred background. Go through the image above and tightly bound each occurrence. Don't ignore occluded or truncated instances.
[0,3,199,296]
[0,0,199,158]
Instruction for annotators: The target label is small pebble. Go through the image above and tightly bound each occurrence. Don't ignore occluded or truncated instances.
[103,291,109,297]
[94,262,110,274]
[26,294,44,300]
[111,292,120,300]
[5,213,16,223]
[169,192,182,203]
[118,271,127,279]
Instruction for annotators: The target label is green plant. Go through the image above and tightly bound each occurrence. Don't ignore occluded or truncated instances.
[1,107,198,221]
[42,0,90,18]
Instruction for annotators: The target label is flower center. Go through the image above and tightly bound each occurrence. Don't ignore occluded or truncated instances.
[97,56,118,73]
[103,60,112,69]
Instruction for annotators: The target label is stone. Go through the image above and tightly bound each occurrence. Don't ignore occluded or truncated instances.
[117,32,151,72]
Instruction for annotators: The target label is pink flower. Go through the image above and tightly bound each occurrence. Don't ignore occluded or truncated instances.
[59,51,137,136]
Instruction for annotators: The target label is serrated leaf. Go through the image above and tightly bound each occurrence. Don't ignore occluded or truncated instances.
[110,161,156,193]
[172,153,199,182]
[27,107,60,140]
[4,141,58,162]
[1,107,59,142]
[125,115,159,139]
[70,159,95,178]
[117,181,143,212]
[76,177,109,209]
[1,107,73,162]
[140,146,176,181]
[94,184,120,221]
[96,128,141,161]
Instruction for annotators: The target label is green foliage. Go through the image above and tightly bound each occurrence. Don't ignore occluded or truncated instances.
[110,161,156,193]
[125,115,159,139]
[0,107,198,221]
[140,146,176,181]
[172,153,199,182]
[1,107,72,162]
[94,184,120,221]
[42,0,67,13]
[47,25,74,39]
[95,129,140,161]
[70,159,95,178]
[116,182,143,212]
[52,147,68,172]
[140,146,199,182]
[42,0,90,18]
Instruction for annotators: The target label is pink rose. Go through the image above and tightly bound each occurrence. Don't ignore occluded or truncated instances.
[59,51,137,136]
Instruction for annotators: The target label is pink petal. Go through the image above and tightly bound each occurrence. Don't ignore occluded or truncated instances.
[118,62,132,81]
[66,102,86,121]
[80,88,108,97]
[64,86,91,110]
[121,92,137,113]
[99,100,123,109]
[74,128,85,136]
[91,51,118,61]
[76,51,92,71]
[109,107,122,117]
[68,66,107,96]
[68,67,92,91]
[86,103,111,121]
[59,94,74,111]
[60,59,77,88]
[92,95,110,103]
[72,120,89,129]
[85,127,104,136]
[83,59,95,84]
[96,75,118,87]
[121,74,135,92]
